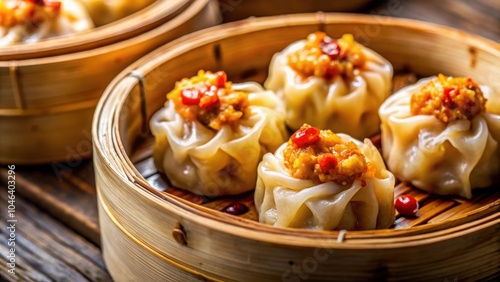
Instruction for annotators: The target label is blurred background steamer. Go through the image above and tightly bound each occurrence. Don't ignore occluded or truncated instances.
[218,0,373,22]
[0,0,220,164]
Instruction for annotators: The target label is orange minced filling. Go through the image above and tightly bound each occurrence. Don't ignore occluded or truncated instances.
[410,74,487,123]
[283,124,374,185]
[0,0,61,28]
[167,70,250,130]
[287,32,366,80]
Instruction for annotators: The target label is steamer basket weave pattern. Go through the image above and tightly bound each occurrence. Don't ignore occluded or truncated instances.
[93,14,500,281]
[0,0,220,164]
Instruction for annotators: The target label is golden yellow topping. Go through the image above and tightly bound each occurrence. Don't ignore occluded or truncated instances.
[283,124,373,185]
[167,70,250,130]
[287,32,366,80]
[0,0,61,28]
[410,74,487,123]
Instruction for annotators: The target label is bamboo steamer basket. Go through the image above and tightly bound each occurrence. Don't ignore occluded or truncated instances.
[93,14,500,281]
[0,0,220,164]
[218,0,373,22]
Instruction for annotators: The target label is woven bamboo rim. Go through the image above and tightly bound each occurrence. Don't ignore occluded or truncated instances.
[0,0,220,164]
[93,14,500,280]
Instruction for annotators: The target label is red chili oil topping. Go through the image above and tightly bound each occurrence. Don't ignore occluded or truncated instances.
[410,74,486,123]
[284,124,372,185]
[167,70,250,130]
[287,32,366,80]
[198,85,220,109]
[317,153,339,173]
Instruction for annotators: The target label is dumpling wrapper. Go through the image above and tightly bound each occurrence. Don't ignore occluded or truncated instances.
[0,0,94,45]
[255,135,395,230]
[379,77,500,198]
[265,39,393,140]
[150,82,288,196]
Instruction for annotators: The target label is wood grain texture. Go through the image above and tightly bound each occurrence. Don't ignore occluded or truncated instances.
[0,185,112,282]
[0,163,101,245]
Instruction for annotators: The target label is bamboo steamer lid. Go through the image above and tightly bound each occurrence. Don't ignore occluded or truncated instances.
[93,14,500,281]
[0,0,221,164]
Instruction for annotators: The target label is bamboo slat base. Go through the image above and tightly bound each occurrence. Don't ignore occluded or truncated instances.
[129,133,500,231]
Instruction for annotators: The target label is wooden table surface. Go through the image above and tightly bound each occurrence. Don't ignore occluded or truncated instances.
[1,1,498,281]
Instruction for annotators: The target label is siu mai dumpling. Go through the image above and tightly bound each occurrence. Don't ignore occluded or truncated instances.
[0,0,94,45]
[255,124,395,230]
[265,32,393,139]
[79,0,156,26]
[150,70,288,196]
[379,74,500,198]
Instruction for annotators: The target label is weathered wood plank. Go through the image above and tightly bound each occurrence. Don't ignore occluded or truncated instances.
[0,190,112,282]
[0,243,52,282]
[10,196,109,278]
[6,233,91,282]
[0,161,100,245]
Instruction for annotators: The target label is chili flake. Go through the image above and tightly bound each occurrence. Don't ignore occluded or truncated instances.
[167,70,250,130]
[287,32,366,80]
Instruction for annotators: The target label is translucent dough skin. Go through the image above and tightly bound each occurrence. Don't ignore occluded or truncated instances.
[0,0,94,45]
[264,39,393,140]
[255,135,395,231]
[379,77,500,198]
[150,82,287,196]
